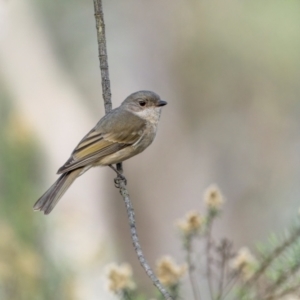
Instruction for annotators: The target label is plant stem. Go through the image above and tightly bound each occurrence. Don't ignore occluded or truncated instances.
[216,249,226,299]
[186,237,202,300]
[246,226,300,287]
[206,224,214,299]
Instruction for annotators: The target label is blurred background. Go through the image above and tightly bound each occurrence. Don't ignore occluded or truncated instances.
[1,0,300,299]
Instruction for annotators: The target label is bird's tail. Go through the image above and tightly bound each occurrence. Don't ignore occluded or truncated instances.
[33,168,83,215]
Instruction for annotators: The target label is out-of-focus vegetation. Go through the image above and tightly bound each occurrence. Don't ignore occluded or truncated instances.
[106,186,300,300]
[2,0,300,299]
[0,87,73,300]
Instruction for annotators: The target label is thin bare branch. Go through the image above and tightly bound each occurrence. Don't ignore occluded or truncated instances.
[93,1,173,299]
[206,223,214,299]
[216,240,230,300]
[93,0,112,113]
[186,237,202,300]
[117,178,173,300]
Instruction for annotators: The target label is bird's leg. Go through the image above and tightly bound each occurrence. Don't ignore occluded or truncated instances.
[116,163,127,186]
[109,164,124,178]
[109,164,127,186]
[116,163,123,174]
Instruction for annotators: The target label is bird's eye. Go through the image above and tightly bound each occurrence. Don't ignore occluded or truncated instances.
[139,100,146,107]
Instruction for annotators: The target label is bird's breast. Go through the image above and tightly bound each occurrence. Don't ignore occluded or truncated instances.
[135,122,158,149]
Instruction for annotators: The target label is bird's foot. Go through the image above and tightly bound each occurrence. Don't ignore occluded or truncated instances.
[109,164,127,187]
[114,175,127,187]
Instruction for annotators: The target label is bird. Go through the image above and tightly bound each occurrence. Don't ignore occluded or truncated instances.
[33,90,167,214]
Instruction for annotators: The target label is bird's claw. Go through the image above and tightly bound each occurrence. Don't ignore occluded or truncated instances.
[114,174,127,188]
[114,177,120,188]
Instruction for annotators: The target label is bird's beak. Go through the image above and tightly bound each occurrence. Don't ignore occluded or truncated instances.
[156,100,168,107]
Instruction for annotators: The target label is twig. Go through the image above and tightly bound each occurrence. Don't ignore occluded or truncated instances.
[117,178,173,300]
[93,2,173,299]
[216,240,228,300]
[186,237,202,300]
[245,227,300,287]
[262,262,300,299]
[206,223,214,299]
[93,0,112,114]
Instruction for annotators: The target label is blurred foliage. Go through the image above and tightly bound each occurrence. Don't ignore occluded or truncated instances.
[107,186,300,300]
[0,88,74,300]
[173,0,300,126]
[3,0,300,298]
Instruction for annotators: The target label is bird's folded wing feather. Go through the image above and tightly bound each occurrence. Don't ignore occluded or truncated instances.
[57,109,146,174]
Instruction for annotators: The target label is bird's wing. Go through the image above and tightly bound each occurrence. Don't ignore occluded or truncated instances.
[57,109,146,174]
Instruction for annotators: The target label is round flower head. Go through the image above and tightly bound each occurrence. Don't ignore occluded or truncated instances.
[176,210,204,236]
[231,247,257,280]
[106,263,135,293]
[204,184,224,212]
[156,256,186,287]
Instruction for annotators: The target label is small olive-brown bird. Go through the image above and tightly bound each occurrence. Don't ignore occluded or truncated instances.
[33,90,167,214]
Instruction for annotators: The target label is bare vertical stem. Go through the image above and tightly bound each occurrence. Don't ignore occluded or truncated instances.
[206,224,214,299]
[93,0,112,114]
[93,1,172,299]
[186,238,202,300]
[216,240,231,300]
[217,256,226,300]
